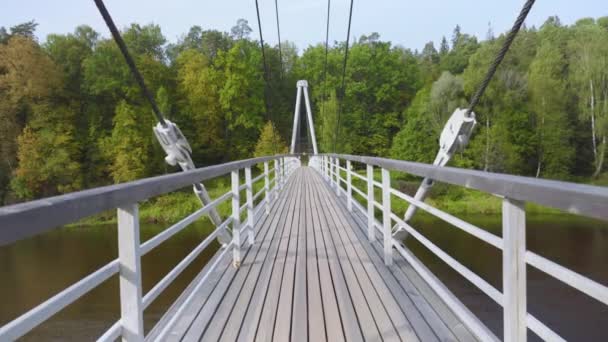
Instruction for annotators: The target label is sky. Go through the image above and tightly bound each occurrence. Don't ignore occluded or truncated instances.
[1,0,607,52]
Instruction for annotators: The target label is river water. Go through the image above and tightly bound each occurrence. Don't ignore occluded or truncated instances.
[0,215,606,340]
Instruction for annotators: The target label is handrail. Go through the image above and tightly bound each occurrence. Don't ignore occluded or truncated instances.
[310,154,608,342]
[0,154,294,246]
[389,187,502,249]
[0,260,119,340]
[320,153,608,221]
[140,191,232,255]
[0,155,301,341]
[142,219,231,309]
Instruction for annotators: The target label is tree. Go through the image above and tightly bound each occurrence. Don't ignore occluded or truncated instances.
[421,42,439,64]
[45,26,98,97]
[254,121,288,159]
[0,36,63,203]
[428,71,466,133]
[319,91,339,152]
[391,87,437,163]
[231,19,252,40]
[0,20,38,43]
[441,31,479,74]
[176,49,224,162]
[569,20,608,177]
[452,25,462,47]
[529,41,573,178]
[439,36,449,56]
[11,105,82,199]
[101,101,151,183]
[167,27,232,63]
[216,40,265,159]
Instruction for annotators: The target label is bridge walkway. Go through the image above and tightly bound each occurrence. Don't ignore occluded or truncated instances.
[149,167,476,342]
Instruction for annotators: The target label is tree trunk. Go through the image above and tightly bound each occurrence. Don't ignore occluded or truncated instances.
[484,115,490,172]
[536,98,545,178]
[590,79,597,161]
[593,135,606,178]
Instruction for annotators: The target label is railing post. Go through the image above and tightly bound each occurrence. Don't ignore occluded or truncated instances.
[280,157,285,189]
[117,204,144,342]
[381,168,392,266]
[328,157,334,185]
[274,159,280,199]
[335,158,340,197]
[264,161,270,214]
[245,167,255,246]
[324,156,328,179]
[321,156,325,178]
[367,164,375,242]
[503,197,527,342]
[346,160,353,212]
[231,170,241,267]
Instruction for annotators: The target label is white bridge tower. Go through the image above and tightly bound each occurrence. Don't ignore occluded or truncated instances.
[290,80,318,154]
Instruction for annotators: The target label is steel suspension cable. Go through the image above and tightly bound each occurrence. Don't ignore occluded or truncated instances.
[93,0,167,127]
[254,0,278,154]
[274,0,283,78]
[464,0,536,117]
[333,0,354,152]
[320,0,331,134]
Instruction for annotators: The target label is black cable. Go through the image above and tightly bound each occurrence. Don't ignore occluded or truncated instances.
[333,0,354,152]
[93,0,167,127]
[255,0,278,154]
[274,0,283,79]
[465,0,536,117]
[320,0,331,140]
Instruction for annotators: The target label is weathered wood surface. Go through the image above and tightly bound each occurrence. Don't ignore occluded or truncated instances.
[150,167,477,342]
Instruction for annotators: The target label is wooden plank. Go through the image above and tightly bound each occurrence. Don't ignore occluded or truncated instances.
[156,175,300,341]
[304,175,327,342]
[317,168,443,341]
[217,171,299,342]
[200,174,300,341]
[314,173,420,342]
[310,171,365,342]
[270,167,302,341]
[290,170,308,342]
[308,174,345,342]
[146,243,231,341]
[332,178,474,341]
[331,199,441,342]
[235,172,302,342]
[180,175,298,341]
[314,173,396,342]
[160,166,479,342]
[391,241,477,341]
[254,169,302,342]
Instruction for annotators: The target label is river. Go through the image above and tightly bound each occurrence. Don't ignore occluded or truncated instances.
[0,215,606,340]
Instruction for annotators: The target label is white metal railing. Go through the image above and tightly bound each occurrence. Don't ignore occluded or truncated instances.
[0,155,300,341]
[309,154,608,342]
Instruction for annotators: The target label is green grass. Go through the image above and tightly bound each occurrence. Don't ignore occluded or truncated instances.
[73,166,599,227]
[70,170,270,226]
[347,167,571,217]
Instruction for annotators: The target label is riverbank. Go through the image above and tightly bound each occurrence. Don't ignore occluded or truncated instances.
[73,174,575,227]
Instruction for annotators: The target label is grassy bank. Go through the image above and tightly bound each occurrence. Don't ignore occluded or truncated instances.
[350,168,571,218]
[73,166,593,227]
[71,173,268,226]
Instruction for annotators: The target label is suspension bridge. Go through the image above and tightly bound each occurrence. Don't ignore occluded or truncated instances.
[1,0,608,341]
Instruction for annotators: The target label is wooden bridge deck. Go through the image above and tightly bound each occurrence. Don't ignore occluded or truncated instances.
[149,167,477,342]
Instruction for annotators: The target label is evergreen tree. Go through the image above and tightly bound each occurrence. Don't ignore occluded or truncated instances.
[254,121,288,159]
[102,101,151,183]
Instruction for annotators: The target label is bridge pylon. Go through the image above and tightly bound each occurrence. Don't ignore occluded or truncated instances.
[290,80,318,154]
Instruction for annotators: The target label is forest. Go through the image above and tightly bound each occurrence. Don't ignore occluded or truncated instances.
[1,16,608,206]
